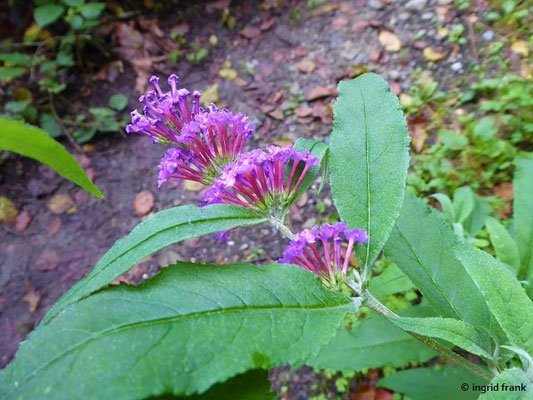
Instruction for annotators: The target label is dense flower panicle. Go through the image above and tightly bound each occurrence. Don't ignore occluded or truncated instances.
[156,105,255,186]
[201,145,319,212]
[126,75,255,187]
[126,75,202,144]
[280,223,368,279]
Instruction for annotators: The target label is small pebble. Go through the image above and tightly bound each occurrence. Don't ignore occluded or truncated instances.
[482,30,495,41]
[421,12,434,20]
[451,62,463,72]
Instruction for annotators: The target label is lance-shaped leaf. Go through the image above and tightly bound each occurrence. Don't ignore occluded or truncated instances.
[289,138,329,206]
[43,205,267,323]
[378,366,488,400]
[388,316,493,359]
[486,217,521,273]
[455,246,533,356]
[307,311,436,371]
[479,368,533,399]
[0,118,103,198]
[0,263,353,400]
[514,155,533,295]
[383,194,499,337]
[329,73,410,270]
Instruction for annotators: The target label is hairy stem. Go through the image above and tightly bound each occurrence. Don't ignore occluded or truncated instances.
[269,216,295,240]
[364,291,494,381]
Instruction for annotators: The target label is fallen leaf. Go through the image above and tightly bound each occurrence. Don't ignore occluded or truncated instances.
[409,122,427,153]
[369,45,382,62]
[378,31,401,52]
[23,289,41,313]
[305,86,337,101]
[309,3,339,17]
[205,0,230,13]
[0,196,18,224]
[219,68,238,80]
[389,81,401,95]
[134,190,155,216]
[352,20,370,33]
[200,83,219,106]
[400,93,414,106]
[171,23,189,35]
[240,26,261,39]
[297,59,316,73]
[294,105,313,118]
[268,107,284,120]
[47,194,76,215]
[268,90,284,104]
[375,389,394,400]
[47,216,62,236]
[493,182,513,200]
[183,181,204,192]
[36,248,60,271]
[423,47,445,61]
[14,210,32,232]
[96,60,124,82]
[332,16,348,30]
[260,17,277,31]
[511,40,529,57]
[311,102,333,124]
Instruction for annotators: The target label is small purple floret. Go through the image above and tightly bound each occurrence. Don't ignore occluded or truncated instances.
[279,222,368,278]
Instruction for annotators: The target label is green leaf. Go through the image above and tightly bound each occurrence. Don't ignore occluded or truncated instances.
[454,246,533,356]
[108,93,128,111]
[34,4,65,28]
[388,316,493,359]
[1,263,352,399]
[61,0,85,6]
[514,155,533,294]
[463,194,490,236]
[0,52,32,65]
[367,263,415,299]
[383,194,500,336]
[0,67,26,81]
[439,129,468,150]
[479,368,532,399]
[176,370,275,400]
[39,112,62,137]
[473,117,498,140]
[486,217,521,273]
[290,138,328,206]
[330,73,410,270]
[42,205,268,323]
[430,193,455,223]
[308,310,436,370]
[453,186,475,223]
[378,366,488,400]
[0,118,103,198]
[79,2,106,19]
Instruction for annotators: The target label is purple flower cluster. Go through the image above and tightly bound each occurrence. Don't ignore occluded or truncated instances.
[202,145,319,212]
[127,75,254,186]
[280,223,368,279]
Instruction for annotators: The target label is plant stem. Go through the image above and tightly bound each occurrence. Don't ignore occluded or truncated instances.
[364,292,494,381]
[269,216,295,240]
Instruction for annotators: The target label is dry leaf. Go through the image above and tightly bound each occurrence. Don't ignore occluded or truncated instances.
[294,105,313,118]
[200,83,219,106]
[409,122,427,152]
[306,86,337,101]
[240,26,261,39]
[0,196,18,224]
[23,289,41,313]
[134,190,155,216]
[219,68,238,80]
[511,40,529,57]
[423,47,445,61]
[36,248,60,271]
[297,59,316,73]
[378,31,401,52]
[47,194,75,215]
[14,210,32,232]
[309,3,339,17]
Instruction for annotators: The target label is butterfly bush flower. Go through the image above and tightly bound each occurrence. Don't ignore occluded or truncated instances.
[126,75,255,186]
[202,145,319,216]
[280,222,368,288]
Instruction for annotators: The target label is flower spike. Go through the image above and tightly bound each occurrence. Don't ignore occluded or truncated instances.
[280,223,368,287]
[202,146,319,214]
